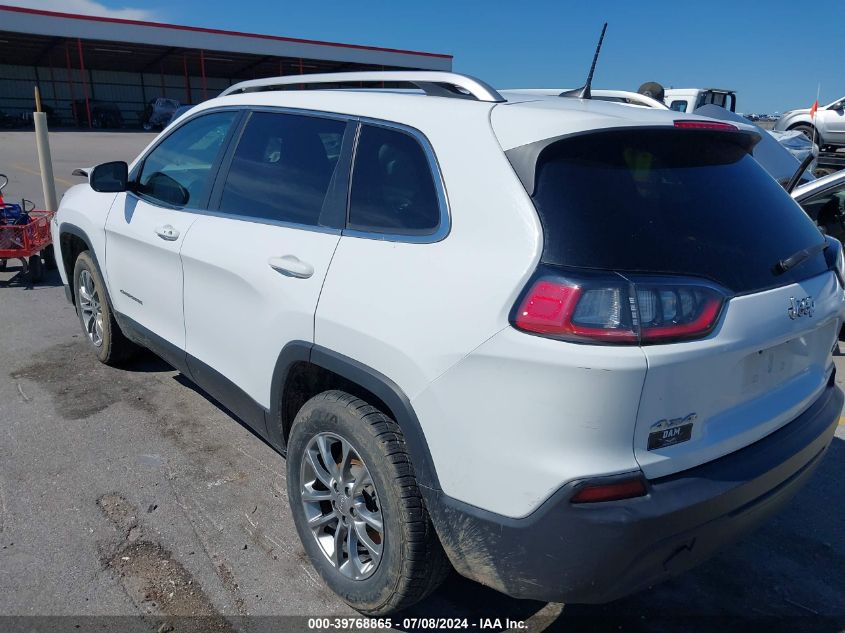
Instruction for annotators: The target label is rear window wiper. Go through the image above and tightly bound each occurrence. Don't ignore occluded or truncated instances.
[774,241,828,275]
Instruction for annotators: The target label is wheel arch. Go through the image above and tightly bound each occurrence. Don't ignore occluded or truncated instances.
[58,223,102,305]
[788,120,815,130]
[788,120,823,141]
[271,342,441,490]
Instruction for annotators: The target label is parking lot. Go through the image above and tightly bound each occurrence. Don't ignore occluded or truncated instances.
[1,130,844,632]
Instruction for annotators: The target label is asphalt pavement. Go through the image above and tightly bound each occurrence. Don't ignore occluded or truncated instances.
[0,130,844,633]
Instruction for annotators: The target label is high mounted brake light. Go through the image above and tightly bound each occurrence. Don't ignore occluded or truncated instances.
[673,120,738,131]
[513,270,727,345]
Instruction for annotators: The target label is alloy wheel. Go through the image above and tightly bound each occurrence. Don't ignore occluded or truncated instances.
[300,432,384,580]
[78,269,104,347]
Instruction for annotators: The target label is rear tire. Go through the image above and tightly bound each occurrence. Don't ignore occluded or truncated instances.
[287,390,450,615]
[72,251,138,365]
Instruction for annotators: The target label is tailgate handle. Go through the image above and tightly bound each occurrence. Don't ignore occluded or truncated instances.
[268,255,314,279]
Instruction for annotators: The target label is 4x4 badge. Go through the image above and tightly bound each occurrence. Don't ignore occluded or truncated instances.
[787,296,814,320]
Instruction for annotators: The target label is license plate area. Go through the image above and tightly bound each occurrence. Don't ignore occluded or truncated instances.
[741,337,811,396]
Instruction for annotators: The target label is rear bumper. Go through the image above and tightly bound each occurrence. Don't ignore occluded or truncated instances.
[425,378,842,604]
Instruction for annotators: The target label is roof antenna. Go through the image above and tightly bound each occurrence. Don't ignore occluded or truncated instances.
[560,22,607,99]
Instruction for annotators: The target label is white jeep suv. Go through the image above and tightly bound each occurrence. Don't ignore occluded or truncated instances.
[52,71,845,615]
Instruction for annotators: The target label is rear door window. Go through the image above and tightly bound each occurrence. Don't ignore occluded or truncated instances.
[348,124,441,235]
[218,111,347,227]
[515,128,828,293]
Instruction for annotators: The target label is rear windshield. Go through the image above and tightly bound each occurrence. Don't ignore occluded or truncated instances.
[516,129,827,294]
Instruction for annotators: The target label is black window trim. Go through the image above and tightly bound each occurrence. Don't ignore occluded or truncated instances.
[343,116,451,244]
[128,107,245,212]
[127,104,451,243]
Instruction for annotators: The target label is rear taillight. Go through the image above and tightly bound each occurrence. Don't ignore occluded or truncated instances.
[515,279,637,343]
[635,284,724,343]
[513,270,726,345]
[673,120,738,131]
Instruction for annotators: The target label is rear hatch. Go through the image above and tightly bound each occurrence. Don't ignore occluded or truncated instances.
[506,125,843,478]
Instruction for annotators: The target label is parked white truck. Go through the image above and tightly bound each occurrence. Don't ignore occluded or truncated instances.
[664,88,737,113]
[636,82,737,114]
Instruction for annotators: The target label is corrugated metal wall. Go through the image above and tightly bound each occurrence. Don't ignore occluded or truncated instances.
[0,63,233,127]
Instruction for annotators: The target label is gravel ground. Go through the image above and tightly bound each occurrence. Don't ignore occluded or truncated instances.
[0,131,844,632]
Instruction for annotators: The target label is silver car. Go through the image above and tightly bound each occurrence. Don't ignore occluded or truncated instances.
[774,96,845,149]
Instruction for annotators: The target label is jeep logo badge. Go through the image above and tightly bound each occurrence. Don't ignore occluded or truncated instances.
[787,296,814,320]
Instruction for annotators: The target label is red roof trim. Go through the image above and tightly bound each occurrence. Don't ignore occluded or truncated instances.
[0,4,453,59]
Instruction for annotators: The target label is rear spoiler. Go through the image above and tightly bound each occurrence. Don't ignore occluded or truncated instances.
[506,125,761,196]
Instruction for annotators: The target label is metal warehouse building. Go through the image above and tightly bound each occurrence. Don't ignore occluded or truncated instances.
[0,4,452,128]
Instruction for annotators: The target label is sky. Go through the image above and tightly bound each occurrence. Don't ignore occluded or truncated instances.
[5,0,844,113]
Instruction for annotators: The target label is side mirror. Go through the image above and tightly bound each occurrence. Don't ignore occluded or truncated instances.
[90,161,128,193]
[141,172,190,207]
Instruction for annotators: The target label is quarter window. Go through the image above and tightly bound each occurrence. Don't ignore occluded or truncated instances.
[219,112,346,226]
[348,124,440,235]
[137,111,237,207]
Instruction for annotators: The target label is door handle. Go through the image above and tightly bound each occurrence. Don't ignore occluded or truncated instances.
[154,224,180,241]
[268,255,314,279]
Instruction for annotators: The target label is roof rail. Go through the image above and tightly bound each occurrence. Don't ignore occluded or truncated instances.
[501,88,669,109]
[220,71,506,103]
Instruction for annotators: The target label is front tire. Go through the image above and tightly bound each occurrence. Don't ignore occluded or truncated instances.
[792,123,823,148]
[287,391,450,615]
[72,251,138,365]
[42,244,57,270]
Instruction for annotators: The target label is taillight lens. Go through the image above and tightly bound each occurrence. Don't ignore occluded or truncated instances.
[635,284,724,343]
[515,280,637,342]
[673,120,738,131]
[513,270,726,345]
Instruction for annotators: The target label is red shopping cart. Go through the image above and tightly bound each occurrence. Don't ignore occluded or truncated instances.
[0,174,57,282]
